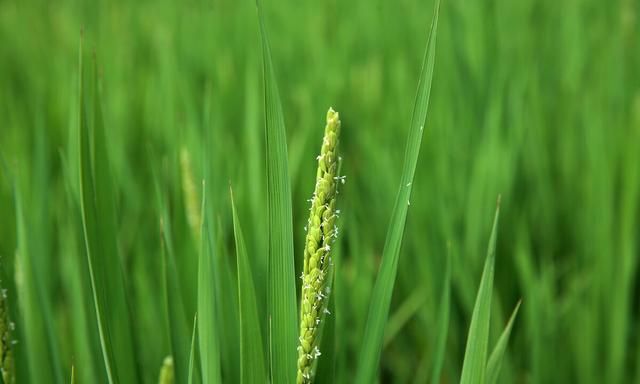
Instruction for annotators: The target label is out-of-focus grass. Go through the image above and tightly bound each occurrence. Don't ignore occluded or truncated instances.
[0,0,639,383]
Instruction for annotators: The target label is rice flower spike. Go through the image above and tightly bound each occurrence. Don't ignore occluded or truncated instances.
[0,284,15,384]
[296,108,342,384]
[157,355,174,384]
[180,146,201,241]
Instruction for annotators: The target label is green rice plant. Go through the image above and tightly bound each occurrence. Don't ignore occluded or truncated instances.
[4,0,612,383]
[296,108,342,383]
[253,2,450,382]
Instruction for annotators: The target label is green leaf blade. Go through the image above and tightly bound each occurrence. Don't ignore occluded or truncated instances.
[459,199,501,384]
[198,189,222,384]
[486,301,521,384]
[13,183,63,384]
[188,314,198,384]
[231,189,268,384]
[354,1,440,382]
[161,221,193,384]
[77,38,139,384]
[429,249,451,384]
[256,2,298,383]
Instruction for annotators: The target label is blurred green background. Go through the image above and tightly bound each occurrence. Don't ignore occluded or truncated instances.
[1,0,639,382]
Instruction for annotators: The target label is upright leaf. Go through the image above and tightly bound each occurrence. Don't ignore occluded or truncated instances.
[13,182,62,384]
[188,314,198,384]
[354,1,440,382]
[460,198,501,384]
[430,249,451,384]
[154,167,195,384]
[77,39,139,384]
[161,222,193,384]
[198,187,221,384]
[256,1,297,382]
[412,249,451,384]
[231,188,268,384]
[486,301,521,384]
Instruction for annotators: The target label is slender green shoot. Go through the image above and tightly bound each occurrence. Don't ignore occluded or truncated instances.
[354,1,440,382]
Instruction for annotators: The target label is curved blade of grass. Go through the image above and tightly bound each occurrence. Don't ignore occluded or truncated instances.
[256,2,297,382]
[429,248,451,384]
[412,248,451,384]
[198,185,221,384]
[460,198,501,384]
[59,148,106,384]
[77,38,139,384]
[231,188,268,384]
[212,219,240,384]
[354,1,440,382]
[154,166,195,384]
[486,300,521,384]
[188,313,198,384]
[13,182,62,384]
[161,220,193,384]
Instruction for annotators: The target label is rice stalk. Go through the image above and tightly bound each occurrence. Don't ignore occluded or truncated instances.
[296,108,342,384]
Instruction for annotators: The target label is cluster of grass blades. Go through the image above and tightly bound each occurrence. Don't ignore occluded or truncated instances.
[459,197,521,384]
[3,0,519,383]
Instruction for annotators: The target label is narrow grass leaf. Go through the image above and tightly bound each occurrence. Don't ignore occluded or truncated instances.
[429,248,451,384]
[486,301,521,384]
[13,179,63,384]
[212,221,240,384]
[198,187,222,384]
[59,150,105,384]
[155,168,194,384]
[231,188,268,384]
[161,224,193,384]
[460,198,501,384]
[188,314,198,384]
[77,39,138,383]
[411,250,451,384]
[256,2,297,382]
[354,1,440,382]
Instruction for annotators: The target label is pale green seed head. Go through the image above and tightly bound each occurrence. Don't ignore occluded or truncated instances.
[180,147,201,242]
[297,108,342,384]
[158,356,174,384]
[0,283,15,384]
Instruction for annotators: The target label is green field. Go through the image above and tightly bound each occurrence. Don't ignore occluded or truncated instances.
[1,0,639,383]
